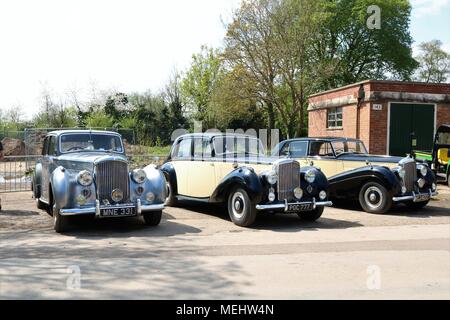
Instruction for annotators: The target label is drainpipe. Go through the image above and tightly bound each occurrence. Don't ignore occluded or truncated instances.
[356,84,366,140]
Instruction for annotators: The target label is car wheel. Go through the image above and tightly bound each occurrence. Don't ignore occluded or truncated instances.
[227,187,257,227]
[164,176,178,207]
[53,205,69,233]
[297,206,324,221]
[359,181,392,214]
[143,210,162,226]
[406,200,430,210]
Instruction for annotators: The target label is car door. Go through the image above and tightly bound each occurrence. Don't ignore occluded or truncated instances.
[170,137,193,196]
[187,137,216,198]
[41,136,57,201]
[307,141,344,177]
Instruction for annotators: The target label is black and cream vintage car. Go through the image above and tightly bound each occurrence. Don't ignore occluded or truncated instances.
[161,133,332,227]
[272,137,438,214]
[32,130,166,233]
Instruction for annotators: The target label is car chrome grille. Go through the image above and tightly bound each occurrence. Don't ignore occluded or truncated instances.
[95,160,130,204]
[401,159,417,192]
[277,160,300,201]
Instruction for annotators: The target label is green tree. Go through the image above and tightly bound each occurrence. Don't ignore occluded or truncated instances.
[415,40,450,83]
[85,110,114,128]
[181,46,223,124]
[311,0,418,89]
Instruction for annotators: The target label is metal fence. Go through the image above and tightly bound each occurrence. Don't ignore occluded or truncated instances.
[0,154,166,193]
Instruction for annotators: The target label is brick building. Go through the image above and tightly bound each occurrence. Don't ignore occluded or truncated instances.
[308,80,450,156]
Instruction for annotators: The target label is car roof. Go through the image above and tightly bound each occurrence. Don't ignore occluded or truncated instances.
[280,137,363,144]
[437,124,450,133]
[177,132,261,140]
[47,129,121,136]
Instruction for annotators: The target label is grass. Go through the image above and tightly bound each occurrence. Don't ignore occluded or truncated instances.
[146,145,171,155]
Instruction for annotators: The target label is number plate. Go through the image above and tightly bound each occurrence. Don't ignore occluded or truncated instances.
[100,206,136,217]
[414,194,430,203]
[286,203,314,212]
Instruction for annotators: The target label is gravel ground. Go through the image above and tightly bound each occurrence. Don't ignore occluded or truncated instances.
[0,186,449,299]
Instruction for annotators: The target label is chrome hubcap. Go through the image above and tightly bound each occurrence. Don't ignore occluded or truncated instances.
[364,186,383,210]
[231,192,245,217]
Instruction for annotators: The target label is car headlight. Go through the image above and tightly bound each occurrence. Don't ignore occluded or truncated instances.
[266,170,277,185]
[77,170,93,186]
[418,165,428,177]
[305,169,316,184]
[398,168,406,179]
[294,187,303,200]
[132,169,147,184]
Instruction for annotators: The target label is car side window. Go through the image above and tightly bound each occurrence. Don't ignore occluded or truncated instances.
[309,141,334,157]
[174,138,192,159]
[42,137,49,156]
[48,136,57,156]
[193,138,212,159]
[281,141,308,157]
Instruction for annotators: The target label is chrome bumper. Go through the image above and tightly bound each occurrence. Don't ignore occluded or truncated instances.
[392,190,438,202]
[256,199,333,211]
[60,199,165,217]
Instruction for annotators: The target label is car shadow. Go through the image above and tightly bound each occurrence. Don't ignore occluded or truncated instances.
[0,210,40,216]
[57,212,203,239]
[332,199,450,217]
[174,201,363,231]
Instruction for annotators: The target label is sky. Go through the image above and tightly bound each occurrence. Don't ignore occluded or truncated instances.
[0,0,449,120]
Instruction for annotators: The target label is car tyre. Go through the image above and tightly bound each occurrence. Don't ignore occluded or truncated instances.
[297,206,324,221]
[359,181,392,214]
[143,210,162,226]
[164,176,178,207]
[37,199,47,210]
[53,205,69,233]
[227,187,257,227]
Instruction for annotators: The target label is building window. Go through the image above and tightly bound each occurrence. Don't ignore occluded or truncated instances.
[327,107,343,128]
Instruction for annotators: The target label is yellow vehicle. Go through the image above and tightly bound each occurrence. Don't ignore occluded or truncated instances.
[161,133,332,227]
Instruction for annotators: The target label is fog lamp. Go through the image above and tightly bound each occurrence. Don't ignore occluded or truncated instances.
[319,190,327,200]
[398,168,406,179]
[401,186,407,194]
[294,187,303,200]
[146,192,155,202]
[417,178,426,189]
[76,194,87,205]
[268,191,276,202]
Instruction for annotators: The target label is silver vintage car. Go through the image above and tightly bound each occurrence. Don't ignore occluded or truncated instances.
[32,130,166,233]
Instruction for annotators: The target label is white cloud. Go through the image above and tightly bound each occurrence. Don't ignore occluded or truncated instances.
[411,0,450,17]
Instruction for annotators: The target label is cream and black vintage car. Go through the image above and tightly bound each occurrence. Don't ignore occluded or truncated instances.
[161,133,332,227]
[272,137,438,214]
[32,130,166,233]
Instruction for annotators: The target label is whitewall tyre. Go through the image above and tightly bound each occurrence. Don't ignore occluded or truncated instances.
[227,187,257,227]
[359,181,392,214]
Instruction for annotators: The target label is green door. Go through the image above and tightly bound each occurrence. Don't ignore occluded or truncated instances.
[389,103,435,156]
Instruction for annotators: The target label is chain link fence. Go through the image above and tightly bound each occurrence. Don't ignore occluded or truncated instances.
[0,127,167,193]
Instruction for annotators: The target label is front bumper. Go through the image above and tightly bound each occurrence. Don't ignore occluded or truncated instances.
[392,189,438,203]
[59,199,165,217]
[255,198,333,211]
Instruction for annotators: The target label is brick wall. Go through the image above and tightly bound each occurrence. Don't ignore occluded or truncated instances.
[436,104,450,128]
[308,80,450,155]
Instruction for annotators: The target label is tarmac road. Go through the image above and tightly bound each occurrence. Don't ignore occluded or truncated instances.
[0,188,449,299]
